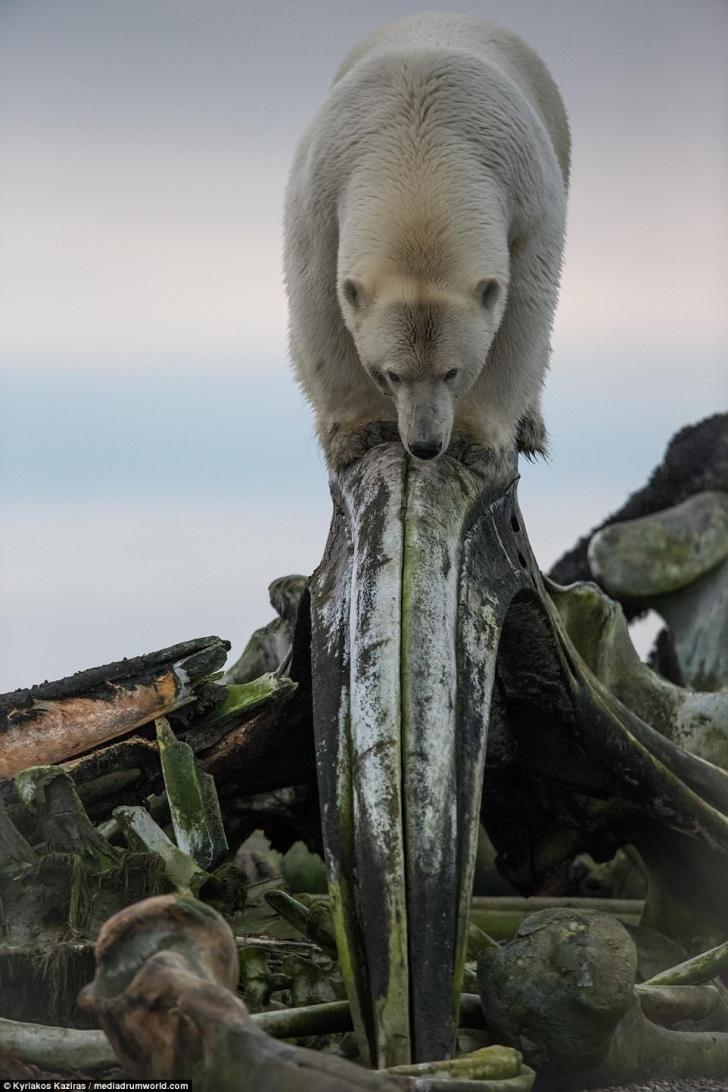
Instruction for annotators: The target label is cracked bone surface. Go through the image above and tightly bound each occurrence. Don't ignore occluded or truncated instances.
[309,440,529,1066]
[549,413,728,692]
[477,909,728,1086]
[588,490,728,691]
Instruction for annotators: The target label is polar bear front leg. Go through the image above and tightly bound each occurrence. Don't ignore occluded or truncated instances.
[319,414,400,471]
[321,419,378,471]
[450,405,517,466]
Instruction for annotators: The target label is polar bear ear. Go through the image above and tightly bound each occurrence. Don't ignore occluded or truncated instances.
[342,277,366,311]
[475,278,501,310]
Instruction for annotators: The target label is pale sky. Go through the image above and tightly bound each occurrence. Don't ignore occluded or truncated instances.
[1,0,726,689]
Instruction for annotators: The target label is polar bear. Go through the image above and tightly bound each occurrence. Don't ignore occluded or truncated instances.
[284,12,569,469]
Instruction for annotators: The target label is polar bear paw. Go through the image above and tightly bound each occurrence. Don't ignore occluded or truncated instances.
[323,419,400,471]
[516,410,549,460]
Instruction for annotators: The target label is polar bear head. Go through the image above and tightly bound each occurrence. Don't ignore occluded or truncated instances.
[338,272,507,460]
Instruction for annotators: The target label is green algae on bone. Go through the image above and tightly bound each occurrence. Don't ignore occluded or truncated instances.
[385,1043,523,1080]
[545,577,728,797]
[264,889,338,958]
[206,673,297,726]
[252,999,352,1040]
[112,804,208,894]
[155,717,227,870]
[645,938,728,987]
[588,490,728,599]
[346,454,411,1067]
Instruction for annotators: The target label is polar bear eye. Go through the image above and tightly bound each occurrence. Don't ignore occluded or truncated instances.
[387,370,402,385]
[342,278,362,309]
[444,369,458,382]
[477,278,500,309]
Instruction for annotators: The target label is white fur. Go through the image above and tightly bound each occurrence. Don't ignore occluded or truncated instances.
[284,12,570,468]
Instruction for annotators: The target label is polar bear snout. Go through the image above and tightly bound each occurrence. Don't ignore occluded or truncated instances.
[409,440,442,461]
[396,384,455,463]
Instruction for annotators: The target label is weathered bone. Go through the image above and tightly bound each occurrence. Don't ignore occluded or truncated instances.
[156,716,228,869]
[644,939,728,987]
[309,440,728,1067]
[2,420,728,1083]
[0,637,229,777]
[549,412,728,608]
[588,490,728,691]
[309,442,535,1065]
[0,1016,116,1072]
[224,574,308,684]
[80,893,535,1091]
[477,908,728,1086]
[547,577,728,771]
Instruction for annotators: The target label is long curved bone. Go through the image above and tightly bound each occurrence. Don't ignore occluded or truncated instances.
[310,442,543,1065]
[309,441,728,1068]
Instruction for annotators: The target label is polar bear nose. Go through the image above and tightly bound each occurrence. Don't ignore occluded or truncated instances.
[410,440,442,460]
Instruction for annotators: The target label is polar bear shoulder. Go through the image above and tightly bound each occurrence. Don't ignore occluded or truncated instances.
[332,12,569,183]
